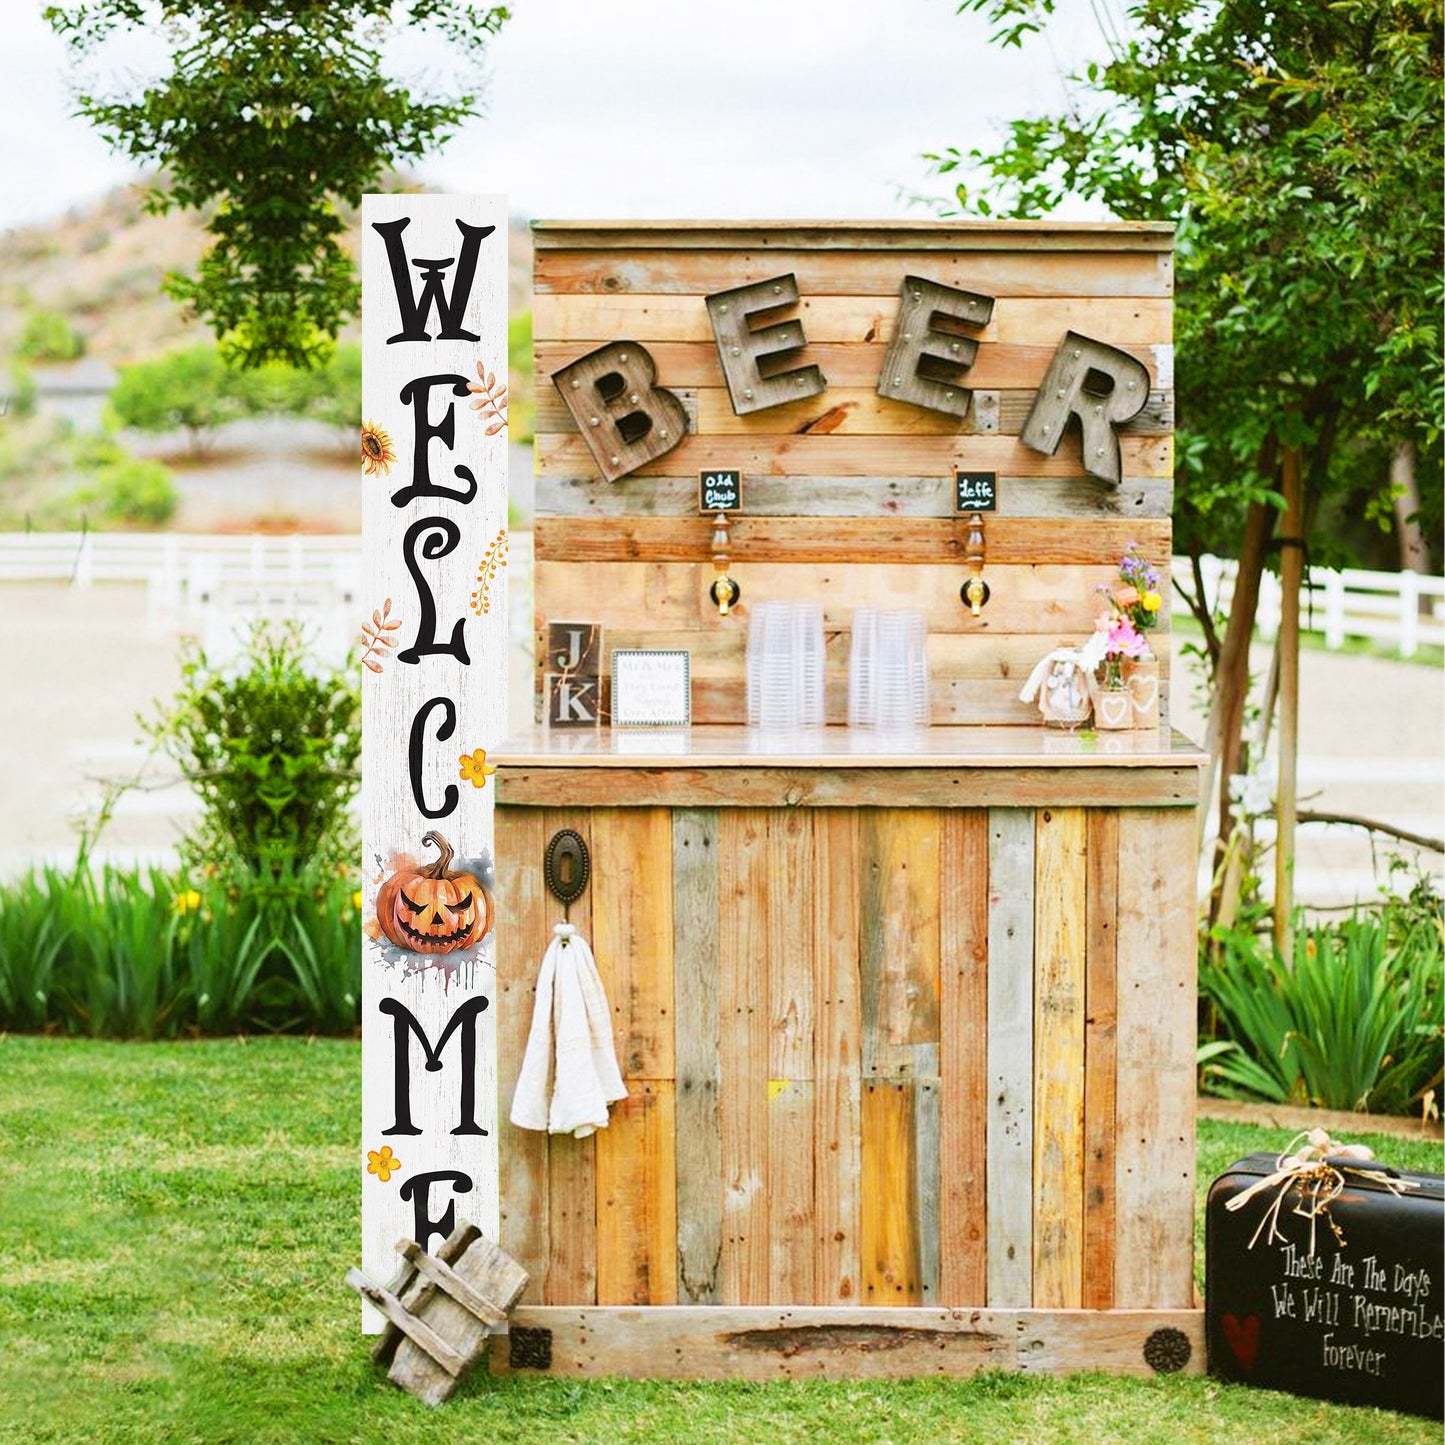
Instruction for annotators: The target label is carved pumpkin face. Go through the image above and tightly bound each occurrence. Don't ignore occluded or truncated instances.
[376,830,493,955]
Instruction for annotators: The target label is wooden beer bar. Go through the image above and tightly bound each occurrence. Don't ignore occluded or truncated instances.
[490,221,1207,1378]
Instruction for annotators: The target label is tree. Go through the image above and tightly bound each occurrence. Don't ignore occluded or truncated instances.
[109,345,256,454]
[931,0,1443,924]
[47,2,509,369]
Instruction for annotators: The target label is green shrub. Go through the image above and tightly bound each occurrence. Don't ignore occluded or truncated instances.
[4,363,37,419]
[1200,903,1445,1114]
[109,344,253,452]
[75,455,179,526]
[16,308,84,363]
[0,861,360,1037]
[508,309,533,442]
[279,343,361,432]
[145,623,361,884]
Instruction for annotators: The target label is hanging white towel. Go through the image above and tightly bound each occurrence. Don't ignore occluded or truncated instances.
[510,922,627,1138]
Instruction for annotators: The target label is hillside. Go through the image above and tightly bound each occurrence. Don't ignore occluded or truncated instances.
[0,178,534,367]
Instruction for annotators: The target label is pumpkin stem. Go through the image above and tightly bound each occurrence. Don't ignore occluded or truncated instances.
[420,830,456,878]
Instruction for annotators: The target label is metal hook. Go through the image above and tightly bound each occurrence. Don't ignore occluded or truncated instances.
[544,829,590,928]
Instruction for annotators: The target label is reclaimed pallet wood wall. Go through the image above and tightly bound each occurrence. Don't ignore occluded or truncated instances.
[531,221,1175,726]
[496,795,1197,1312]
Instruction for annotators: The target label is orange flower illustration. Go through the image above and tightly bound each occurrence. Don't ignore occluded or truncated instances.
[366,1145,401,1183]
[459,748,496,788]
[361,420,396,477]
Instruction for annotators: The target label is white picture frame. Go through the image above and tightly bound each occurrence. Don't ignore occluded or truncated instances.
[611,649,691,727]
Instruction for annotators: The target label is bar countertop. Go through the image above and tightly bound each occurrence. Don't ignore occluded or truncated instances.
[493,725,1209,771]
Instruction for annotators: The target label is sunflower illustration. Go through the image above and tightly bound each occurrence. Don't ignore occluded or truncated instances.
[360,420,396,476]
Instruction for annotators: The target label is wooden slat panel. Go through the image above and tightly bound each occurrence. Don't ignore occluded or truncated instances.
[1083,808,1120,1310]
[535,294,1171,347]
[531,220,1174,252]
[768,1080,816,1304]
[590,807,675,1079]
[536,339,1172,392]
[497,1303,1205,1379]
[535,246,1175,296]
[537,473,1174,520]
[534,516,1173,567]
[913,1076,942,1305]
[861,1079,921,1305]
[536,385,1174,439]
[1031,806,1088,1309]
[718,808,771,1304]
[765,810,816,1304]
[594,628,1171,688]
[939,809,988,1307]
[691,675,1173,729]
[497,765,1205,812]
[542,812,597,1307]
[813,809,863,1305]
[1114,807,1198,1309]
[534,561,1160,638]
[537,432,1173,481]
[859,809,942,1078]
[494,805,550,1302]
[673,807,723,1304]
[986,807,1034,1307]
[595,1080,678,1305]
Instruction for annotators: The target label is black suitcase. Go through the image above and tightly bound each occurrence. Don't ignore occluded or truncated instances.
[1206,1150,1444,1418]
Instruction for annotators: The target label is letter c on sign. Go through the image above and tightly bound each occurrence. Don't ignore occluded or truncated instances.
[409,696,458,820]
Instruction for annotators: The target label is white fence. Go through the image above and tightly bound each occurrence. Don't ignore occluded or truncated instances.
[1174,554,1445,658]
[1,533,1440,660]
[1,531,364,667]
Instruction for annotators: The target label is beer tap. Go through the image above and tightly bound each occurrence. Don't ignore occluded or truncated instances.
[960,511,990,616]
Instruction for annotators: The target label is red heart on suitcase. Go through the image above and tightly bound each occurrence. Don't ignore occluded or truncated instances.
[1221,1312,1260,1372]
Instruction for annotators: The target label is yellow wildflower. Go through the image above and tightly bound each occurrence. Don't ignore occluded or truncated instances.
[458,748,496,789]
[172,888,203,916]
[366,1146,401,1183]
[1142,590,1163,613]
[352,889,364,912]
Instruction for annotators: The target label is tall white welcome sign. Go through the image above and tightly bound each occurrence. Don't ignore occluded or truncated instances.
[360,194,508,1326]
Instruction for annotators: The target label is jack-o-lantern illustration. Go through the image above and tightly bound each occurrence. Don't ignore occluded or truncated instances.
[375,831,493,955]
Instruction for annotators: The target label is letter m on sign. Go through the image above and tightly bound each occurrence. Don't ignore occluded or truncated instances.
[371,216,498,343]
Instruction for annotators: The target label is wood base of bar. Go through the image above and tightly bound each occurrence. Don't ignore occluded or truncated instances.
[491,1306,1204,1380]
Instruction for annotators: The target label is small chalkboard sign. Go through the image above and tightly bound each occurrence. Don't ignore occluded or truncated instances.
[955,470,997,513]
[700,469,742,513]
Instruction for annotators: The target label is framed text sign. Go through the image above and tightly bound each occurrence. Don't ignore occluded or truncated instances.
[360,193,508,1328]
[611,649,691,727]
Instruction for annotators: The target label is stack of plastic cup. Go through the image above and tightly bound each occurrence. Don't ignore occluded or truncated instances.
[848,608,930,728]
[746,601,826,727]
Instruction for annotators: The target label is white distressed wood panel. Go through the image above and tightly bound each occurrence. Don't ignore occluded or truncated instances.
[361,194,509,1329]
[985,807,1035,1307]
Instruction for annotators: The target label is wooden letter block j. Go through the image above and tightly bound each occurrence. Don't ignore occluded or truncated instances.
[551,342,687,483]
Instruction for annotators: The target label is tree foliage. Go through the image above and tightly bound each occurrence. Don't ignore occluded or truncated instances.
[931,0,1443,568]
[46,2,509,368]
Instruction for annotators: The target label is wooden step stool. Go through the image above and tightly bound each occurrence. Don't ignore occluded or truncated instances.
[346,1221,529,1405]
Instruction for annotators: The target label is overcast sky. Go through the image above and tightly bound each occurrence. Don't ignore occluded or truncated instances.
[1,0,1119,232]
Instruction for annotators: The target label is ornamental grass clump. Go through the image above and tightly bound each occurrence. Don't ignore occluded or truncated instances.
[1200,903,1444,1115]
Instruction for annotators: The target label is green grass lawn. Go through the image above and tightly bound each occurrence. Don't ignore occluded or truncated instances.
[1,1037,1440,1445]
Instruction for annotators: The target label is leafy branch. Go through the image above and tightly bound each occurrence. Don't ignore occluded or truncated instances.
[360,598,403,674]
[467,361,508,435]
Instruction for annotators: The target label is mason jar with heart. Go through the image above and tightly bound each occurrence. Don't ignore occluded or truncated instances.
[1123,652,1160,729]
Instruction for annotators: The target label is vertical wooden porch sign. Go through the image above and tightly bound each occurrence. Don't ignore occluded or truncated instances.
[360,194,508,1328]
